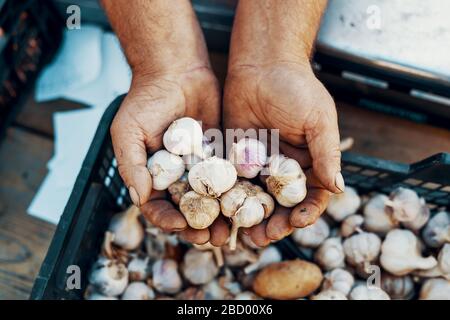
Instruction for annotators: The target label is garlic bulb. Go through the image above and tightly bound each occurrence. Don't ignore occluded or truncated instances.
[327,186,361,222]
[419,278,450,300]
[381,274,414,300]
[108,206,144,251]
[340,214,364,238]
[380,229,437,276]
[163,117,203,156]
[223,242,258,267]
[363,194,398,234]
[147,150,185,190]
[167,173,190,205]
[401,198,430,231]
[182,135,214,170]
[202,280,228,300]
[182,248,219,285]
[322,268,355,296]
[127,256,150,281]
[311,289,348,300]
[349,285,390,300]
[385,187,422,223]
[437,243,450,280]
[422,211,450,248]
[152,259,182,294]
[314,237,345,271]
[292,217,330,248]
[86,292,118,300]
[234,292,260,300]
[188,156,237,197]
[221,181,275,250]
[88,257,128,297]
[343,232,381,268]
[228,138,267,178]
[244,246,282,274]
[121,282,155,300]
[265,154,307,207]
[194,242,224,267]
[179,191,220,229]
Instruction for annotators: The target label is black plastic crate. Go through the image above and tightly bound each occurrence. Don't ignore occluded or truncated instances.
[30,95,450,300]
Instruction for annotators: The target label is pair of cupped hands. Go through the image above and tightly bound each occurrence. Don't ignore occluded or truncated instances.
[111,57,343,248]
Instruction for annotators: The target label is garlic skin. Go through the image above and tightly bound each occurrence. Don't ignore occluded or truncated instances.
[182,248,219,285]
[121,282,155,300]
[167,173,190,205]
[380,229,438,276]
[327,186,361,222]
[322,268,355,296]
[314,237,346,271]
[152,259,182,294]
[179,191,220,229]
[221,181,275,250]
[437,243,450,280]
[228,138,267,179]
[340,214,364,238]
[266,154,307,207]
[127,256,150,281]
[363,194,398,234]
[401,198,430,231]
[108,206,144,251]
[244,246,282,274]
[381,274,415,300]
[385,187,422,223]
[349,285,391,300]
[343,232,381,268]
[163,117,203,156]
[147,150,185,190]
[188,156,237,197]
[183,135,214,170]
[88,257,129,297]
[422,211,450,248]
[311,289,348,300]
[292,217,330,248]
[419,278,450,300]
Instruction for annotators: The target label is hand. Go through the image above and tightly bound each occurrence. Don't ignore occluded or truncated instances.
[224,61,343,246]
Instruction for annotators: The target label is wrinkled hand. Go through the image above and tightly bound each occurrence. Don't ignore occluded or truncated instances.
[224,62,343,246]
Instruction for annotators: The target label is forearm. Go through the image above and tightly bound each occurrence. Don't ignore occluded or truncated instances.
[229,0,327,69]
[101,0,210,76]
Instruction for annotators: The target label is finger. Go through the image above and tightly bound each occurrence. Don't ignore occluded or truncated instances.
[111,108,152,207]
[279,141,312,169]
[149,189,168,201]
[209,216,230,247]
[178,227,210,245]
[266,206,294,241]
[141,200,187,232]
[290,188,330,228]
[245,221,271,247]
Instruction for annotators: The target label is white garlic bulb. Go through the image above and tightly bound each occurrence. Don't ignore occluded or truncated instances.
[127,256,150,281]
[311,289,348,300]
[202,280,228,300]
[194,242,224,267]
[228,138,267,178]
[265,154,307,207]
[188,156,237,197]
[167,172,190,205]
[327,186,361,222]
[363,194,398,234]
[147,150,185,190]
[380,229,437,276]
[437,243,450,280]
[314,237,346,271]
[163,117,203,156]
[340,214,364,238]
[419,278,450,300]
[108,206,144,251]
[322,268,355,296]
[121,282,155,300]
[349,285,390,300]
[234,292,260,300]
[179,191,220,229]
[385,187,422,223]
[244,246,282,274]
[401,198,430,231]
[292,217,330,248]
[422,211,450,248]
[182,135,214,170]
[88,257,128,297]
[381,274,415,300]
[221,181,275,250]
[182,248,219,285]
[223,242,258,267]
[343,232,381,268]
[152,259,182,294]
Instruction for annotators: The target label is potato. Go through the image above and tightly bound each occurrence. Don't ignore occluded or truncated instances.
[253,259,323,299]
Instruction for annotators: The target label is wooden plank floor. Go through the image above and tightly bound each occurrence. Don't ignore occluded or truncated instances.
[0,53,449,299]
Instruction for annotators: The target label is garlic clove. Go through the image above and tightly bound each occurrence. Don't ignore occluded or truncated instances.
[292,217,330,248]
[401,197,430,231]
[182,248,219,285]
[311,289,348,300]
[244,245,282,274]
[108,206,144,251]
[314,237,346,271]
[363,194,398,234]
[343,232,381,267]
[152,259,182,294]
[147,150,185,190]
[322,268,355,296]
[127,256,150,281]
[340,214,364,238]
[228,138,267,179]
[188,156,237,197]
[88,257,129,297]
[349,285,391,300]
[179,191,220,229]
[327,186,361,222]
[385,187,422,223]
[121,282,155,300]
[422,211,450,248]
[380,273,415,300]
[419,278,450,300]
[167,172,190,205]
[163,117,203,156]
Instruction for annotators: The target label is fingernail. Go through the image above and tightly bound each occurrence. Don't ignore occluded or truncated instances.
[129,186,140,207]
[335,172,345,193]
